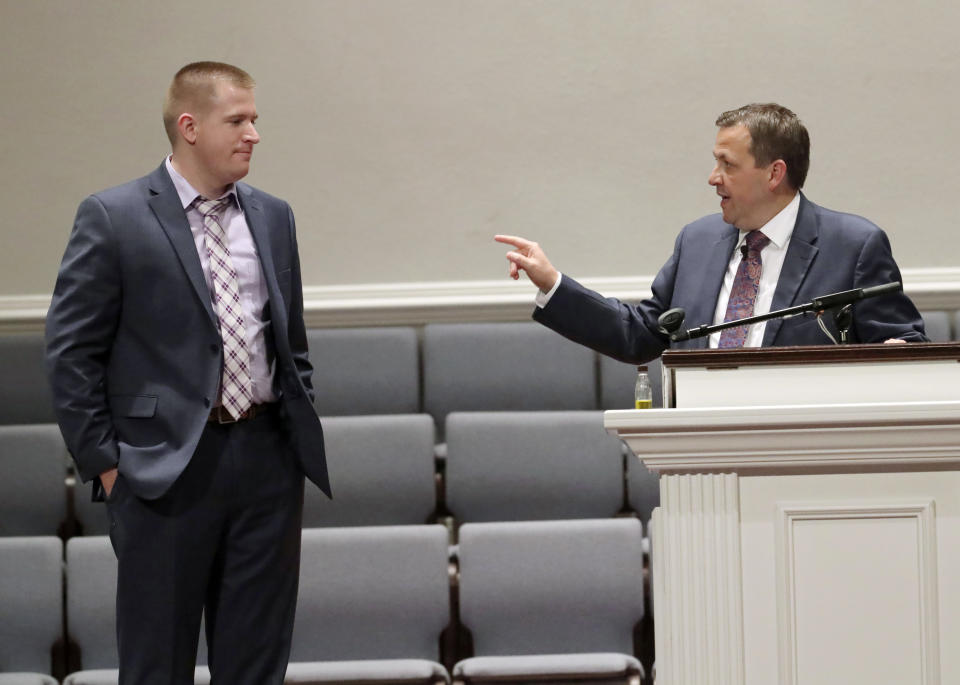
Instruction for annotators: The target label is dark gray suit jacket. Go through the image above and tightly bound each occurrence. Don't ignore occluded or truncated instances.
[535,194,927,363]
[46,163,330,500]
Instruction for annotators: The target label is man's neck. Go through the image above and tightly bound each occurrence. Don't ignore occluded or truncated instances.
[169,154,229,199]
[747,190,798,231]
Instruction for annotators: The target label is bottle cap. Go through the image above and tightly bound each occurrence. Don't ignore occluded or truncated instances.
[637,365,648,372]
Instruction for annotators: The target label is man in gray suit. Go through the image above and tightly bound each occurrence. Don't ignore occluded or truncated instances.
[46,62,329,684]
[497,103,926,360]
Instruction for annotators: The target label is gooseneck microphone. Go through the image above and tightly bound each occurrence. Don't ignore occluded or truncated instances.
[657,308,686,336]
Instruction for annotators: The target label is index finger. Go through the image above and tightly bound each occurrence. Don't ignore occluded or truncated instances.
[494,234,533,249]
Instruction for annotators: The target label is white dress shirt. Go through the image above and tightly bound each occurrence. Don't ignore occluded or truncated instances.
[537,192,801,349]
[165,157,276,403]
[709,192,800,347]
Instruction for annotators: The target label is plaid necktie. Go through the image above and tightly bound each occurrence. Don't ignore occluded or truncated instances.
[718,230,770,348]
[194,196,254,419]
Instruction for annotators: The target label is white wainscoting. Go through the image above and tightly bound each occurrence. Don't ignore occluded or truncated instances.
[3,266,960,333]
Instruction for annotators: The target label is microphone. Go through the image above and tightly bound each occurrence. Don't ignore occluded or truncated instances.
[810,281,902,310]
[657,308,686,336]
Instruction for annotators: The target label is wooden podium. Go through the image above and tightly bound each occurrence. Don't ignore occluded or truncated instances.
[604,343,960,685]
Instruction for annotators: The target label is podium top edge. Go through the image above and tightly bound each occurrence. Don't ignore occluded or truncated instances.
[661,342,960,368]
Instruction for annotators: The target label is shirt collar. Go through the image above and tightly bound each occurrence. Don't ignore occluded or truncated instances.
[164,155,238,210]
[736,191,800,249]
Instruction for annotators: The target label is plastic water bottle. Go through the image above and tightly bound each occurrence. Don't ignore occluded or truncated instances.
[635,365,652,409]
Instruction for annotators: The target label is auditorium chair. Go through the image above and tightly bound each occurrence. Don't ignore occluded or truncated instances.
[0,425,69,536]
[306,326,420,416]
[626,457,660,535]
[301,414,437,527]
[920,310,951,342]
[0,537,62,684]
[0,333,55,425]
[453,518,645,684]
[422,323,597,432]
[287,525,451,684]
[444,411,625,525]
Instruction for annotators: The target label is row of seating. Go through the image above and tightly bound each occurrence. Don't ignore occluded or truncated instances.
[7,311,956,426]
[0,414,661,538]
[6,321,669,426]
[1,519,647,684]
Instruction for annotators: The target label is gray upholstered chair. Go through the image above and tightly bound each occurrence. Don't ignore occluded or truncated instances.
[445,411,625,524]
[0,425,68,536]
[626,456,660,534]
[0,674,58,684]
[306,327,420,416]
[288,525,451,684]
[301,414,437,527]
[920,310,951,342]
[599,356,663,410]
[0,537,62,682]
[0,333,55,425]
[422,323,597,429]
[63,537,209,685]
[454,519,645,685]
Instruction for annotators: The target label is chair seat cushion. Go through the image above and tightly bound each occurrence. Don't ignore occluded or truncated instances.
[285,659,450,683]
[453,652,643,679]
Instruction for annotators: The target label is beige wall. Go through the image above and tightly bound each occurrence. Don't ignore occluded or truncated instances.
[3,0,958,298]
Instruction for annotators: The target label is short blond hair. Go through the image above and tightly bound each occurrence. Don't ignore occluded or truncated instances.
[162,61,255,145]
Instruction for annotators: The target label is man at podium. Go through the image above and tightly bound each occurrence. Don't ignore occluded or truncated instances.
[496,103,927,362]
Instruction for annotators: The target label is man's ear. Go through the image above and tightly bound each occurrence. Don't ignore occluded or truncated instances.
[177,112,198,145]
[768,159,788,191]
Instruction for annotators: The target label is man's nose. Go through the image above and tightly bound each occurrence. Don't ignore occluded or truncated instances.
[708,165,720,186]
[245,124,260,144]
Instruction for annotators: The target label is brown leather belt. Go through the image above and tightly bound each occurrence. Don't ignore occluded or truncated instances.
[207,403,277,424]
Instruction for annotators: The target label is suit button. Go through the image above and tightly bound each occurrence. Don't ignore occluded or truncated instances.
[210,344,218,353]
[204,397,211,407]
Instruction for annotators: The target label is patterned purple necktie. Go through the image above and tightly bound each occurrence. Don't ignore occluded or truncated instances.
[194,197,254,419]
[718,230,771,348]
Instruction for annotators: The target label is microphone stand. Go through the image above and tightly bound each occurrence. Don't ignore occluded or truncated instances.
[669,282,902,344]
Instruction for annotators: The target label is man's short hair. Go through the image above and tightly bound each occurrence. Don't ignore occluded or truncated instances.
[162,61,255,146]
[715,103,810,190]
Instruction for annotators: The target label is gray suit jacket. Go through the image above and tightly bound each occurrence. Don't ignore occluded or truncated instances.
[46,163,330,500]
[535,193,927,363]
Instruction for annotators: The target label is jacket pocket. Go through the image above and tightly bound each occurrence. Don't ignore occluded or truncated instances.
[109,394,158,418]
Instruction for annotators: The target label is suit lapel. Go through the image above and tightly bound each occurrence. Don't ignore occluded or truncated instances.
[763,194,819,345]
[147,165,218,327]
[237,185,289,338]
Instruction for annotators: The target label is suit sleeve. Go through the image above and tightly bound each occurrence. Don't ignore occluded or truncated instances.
[532,234,681,364]
[851,228,927,342]
[45,195,122,483]
[285,205,315,403]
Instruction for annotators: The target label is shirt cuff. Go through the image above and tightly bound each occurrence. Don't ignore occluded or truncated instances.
[535,273,563,308]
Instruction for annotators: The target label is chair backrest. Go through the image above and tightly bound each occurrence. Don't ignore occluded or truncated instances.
[0,536,63,674]
[65,536,118,670]
[291,525,450,661]
[599,356,663,410]
[920,310,951,342]
[0,333,56,425]
[306,327,420,415]
[71,480,111,536]
[626,455,660,528]
[0,424,68,535]
[458,518,644,656]
[422,323,597,427]
[301,414,436,527]
[445,411,624,523]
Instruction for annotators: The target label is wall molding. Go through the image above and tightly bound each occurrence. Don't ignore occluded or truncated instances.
[5,266,960,333]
